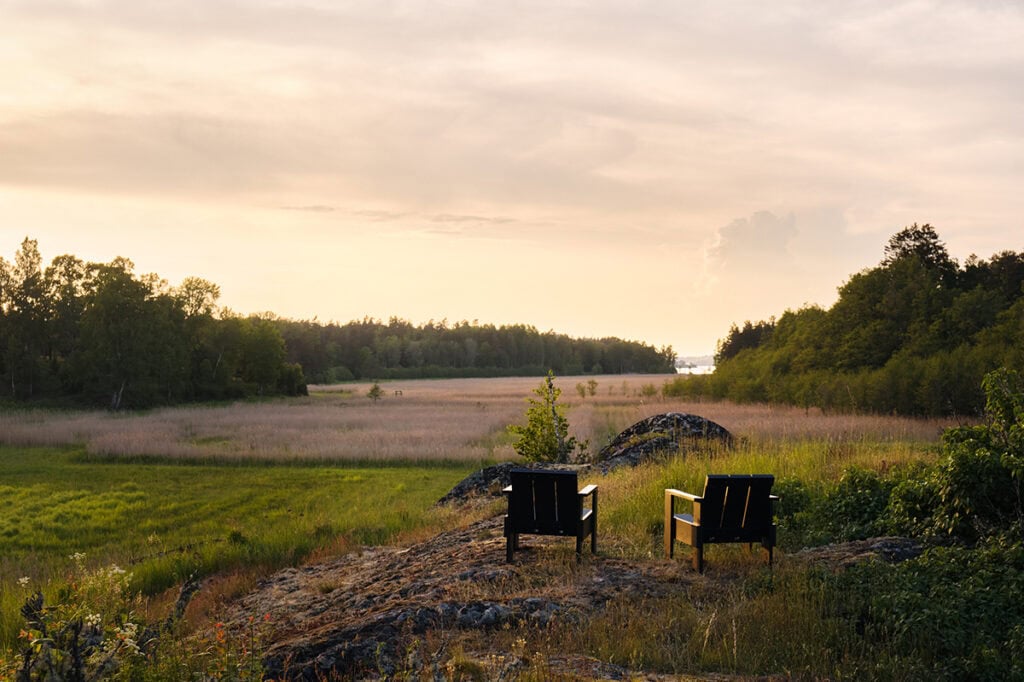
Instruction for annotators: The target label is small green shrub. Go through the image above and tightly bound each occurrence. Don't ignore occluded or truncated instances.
[771,477,815,549]
[507,371,586,463]
[885,466,941,539]
[818,466,893,541]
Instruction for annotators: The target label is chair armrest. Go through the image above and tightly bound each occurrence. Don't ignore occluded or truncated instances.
[769,494,780,501]
[665,488,701,526]
[578,484,597,497]
[502,485,513,497]
[665,488,701,503]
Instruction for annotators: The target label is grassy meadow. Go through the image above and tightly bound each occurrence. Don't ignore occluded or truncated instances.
[0,374,965,678]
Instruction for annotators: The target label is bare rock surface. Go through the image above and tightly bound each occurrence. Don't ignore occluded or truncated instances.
[792,537,923,571]
[224,516,693,680]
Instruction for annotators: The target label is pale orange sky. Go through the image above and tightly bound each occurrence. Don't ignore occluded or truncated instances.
[2,1,1022,355]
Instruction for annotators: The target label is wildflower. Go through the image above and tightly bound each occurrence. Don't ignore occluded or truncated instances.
[85,613,102,627]
[18,576,30,587]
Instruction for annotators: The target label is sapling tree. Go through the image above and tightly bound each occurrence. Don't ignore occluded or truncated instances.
[367,382,384,402]
[507,371,587,463]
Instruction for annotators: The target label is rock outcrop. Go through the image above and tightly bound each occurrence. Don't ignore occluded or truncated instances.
[793,537,923,572]
[224,516,690,680]
[595,412,732,471]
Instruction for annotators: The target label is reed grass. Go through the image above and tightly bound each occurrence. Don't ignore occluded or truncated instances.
[0,376,954,465]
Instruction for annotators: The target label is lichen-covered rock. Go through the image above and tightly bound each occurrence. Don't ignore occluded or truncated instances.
[595,412,732,471]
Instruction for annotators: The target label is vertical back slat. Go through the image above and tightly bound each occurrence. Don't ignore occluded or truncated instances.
[744,475,775,532]
[719,476,752,535]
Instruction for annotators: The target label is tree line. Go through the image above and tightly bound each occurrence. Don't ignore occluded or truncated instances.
[666,224,1024,416]
[274,317,676,383]
[0,238,675,409]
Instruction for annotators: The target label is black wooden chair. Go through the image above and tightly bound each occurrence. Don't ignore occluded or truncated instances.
[664,474,777,572]
[503,468,597,562]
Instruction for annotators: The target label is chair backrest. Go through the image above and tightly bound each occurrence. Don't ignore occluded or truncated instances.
[508,468,579,535]
[698,474,774,542]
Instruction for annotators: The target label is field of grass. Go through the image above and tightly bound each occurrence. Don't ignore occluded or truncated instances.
[0,375,964,678]
[0,445,478,652]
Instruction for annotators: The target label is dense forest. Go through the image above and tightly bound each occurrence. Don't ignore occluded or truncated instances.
[274,317,676,383]
[0,238,306,409]
[0,238,674,409]
[667,224,1024,416]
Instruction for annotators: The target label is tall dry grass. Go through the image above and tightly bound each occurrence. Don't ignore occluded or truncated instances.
[0,375,959,462]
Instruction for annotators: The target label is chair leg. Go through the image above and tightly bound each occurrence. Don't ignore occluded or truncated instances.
[576,534,583,558]
[694,546,704,573]
[591,526,597,555]
[506,534,514,563]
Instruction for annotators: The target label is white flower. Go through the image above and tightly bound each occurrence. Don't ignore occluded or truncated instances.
[18,576,30,587]
[85,613,102,627]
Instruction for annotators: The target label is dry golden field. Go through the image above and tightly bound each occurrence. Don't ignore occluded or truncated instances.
[0,375,959,462]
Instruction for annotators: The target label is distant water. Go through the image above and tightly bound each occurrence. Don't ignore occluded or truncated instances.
[676,364,715,375]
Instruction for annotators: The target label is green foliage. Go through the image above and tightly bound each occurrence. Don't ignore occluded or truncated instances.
[928,368,1024,542]
[692,225,1024,416]
[819,466,893,541]
[507,371,586,463]
[0,239,307,408]
[715,319,775,364]
[1,556,273,681]
[275,317,676,383]
[884,463,942,539]
[0,446,475,651]
[367,382,384,402]
[822,542,1024,681]
[3,557,149,681]
[771,477,815,548]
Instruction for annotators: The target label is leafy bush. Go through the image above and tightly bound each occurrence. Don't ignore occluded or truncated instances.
[884,464,942,539]
[818,466,893,541]
[926,368,1024,543]
[822,542,1024,681]
[771,477,815,548]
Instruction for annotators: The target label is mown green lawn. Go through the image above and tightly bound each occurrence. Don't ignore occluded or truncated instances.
[0,446,476,650]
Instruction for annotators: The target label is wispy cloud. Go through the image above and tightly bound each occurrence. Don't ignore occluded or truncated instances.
[3,0,1022,351]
